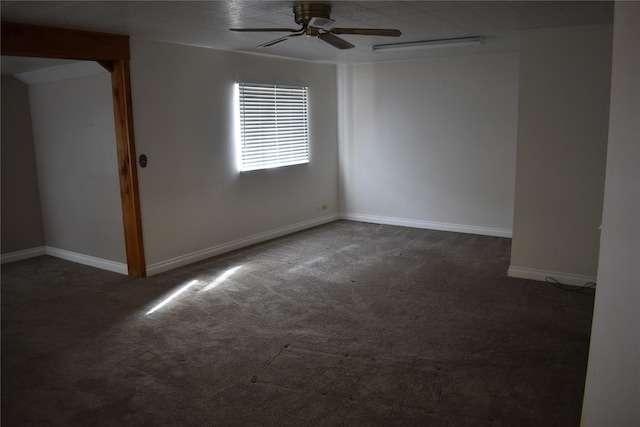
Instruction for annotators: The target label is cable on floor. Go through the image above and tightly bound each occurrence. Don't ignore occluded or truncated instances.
[545,276,596,296]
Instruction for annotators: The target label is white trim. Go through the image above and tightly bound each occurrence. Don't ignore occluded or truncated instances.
[508,266,597,287]
[339,212,512,238]
[45,247,128,275]
[1,246,46,264]
[146,214,340,276]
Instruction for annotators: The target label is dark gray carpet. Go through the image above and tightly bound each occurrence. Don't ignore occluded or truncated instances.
[1,220,594,426]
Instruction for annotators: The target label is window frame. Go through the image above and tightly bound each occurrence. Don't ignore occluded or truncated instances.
[235,82,310,172]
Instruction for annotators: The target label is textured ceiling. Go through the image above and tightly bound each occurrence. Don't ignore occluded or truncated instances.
[1,1,614,71]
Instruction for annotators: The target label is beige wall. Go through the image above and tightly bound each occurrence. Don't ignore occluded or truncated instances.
[129,39,339,273]
[338,53,520,237]
[26,64,126,267]
[1,75,45,255]
[582,2,640,425]
[510,24,613,284]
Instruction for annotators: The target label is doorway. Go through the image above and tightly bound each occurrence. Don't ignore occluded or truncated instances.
[2,21,146,277]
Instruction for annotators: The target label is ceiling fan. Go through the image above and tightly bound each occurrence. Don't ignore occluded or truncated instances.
[230,3,402,50]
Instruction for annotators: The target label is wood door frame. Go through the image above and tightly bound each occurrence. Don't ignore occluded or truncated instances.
[1,21,146,277]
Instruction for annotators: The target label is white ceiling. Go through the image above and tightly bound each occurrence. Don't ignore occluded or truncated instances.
[1,1,614,71]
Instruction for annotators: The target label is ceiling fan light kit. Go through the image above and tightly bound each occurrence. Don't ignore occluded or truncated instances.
[372,36,485,52]
[230,3,401,50]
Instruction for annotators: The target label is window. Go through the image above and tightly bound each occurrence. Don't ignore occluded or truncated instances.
[235,82,309,172]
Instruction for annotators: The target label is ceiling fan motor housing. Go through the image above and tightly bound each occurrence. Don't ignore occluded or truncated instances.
[294,3,332,26]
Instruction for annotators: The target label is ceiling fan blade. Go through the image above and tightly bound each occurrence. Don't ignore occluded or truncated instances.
[230,28,300,33]
[258,31,305,48]
[318,32,355,50]
[331,28,402,37]
[258,36,290,48]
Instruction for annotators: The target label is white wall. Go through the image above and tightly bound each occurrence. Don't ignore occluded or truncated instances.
[129,39,338,273]
[1,75,45,256]
[510,24,613,285]
[27,63,126,267]
[337,53,519,237]
[582,2,640,425]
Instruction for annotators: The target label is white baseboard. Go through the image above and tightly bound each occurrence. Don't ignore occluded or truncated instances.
[146,213,340,276]
[1,246,46,264]
[45,247,128,275]
[2,213,509,276]
[1,245,127,275]
[508,266,597,287]
[339,212,512,238]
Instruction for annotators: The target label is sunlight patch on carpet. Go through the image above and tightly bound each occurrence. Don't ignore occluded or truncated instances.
[200,266,243,293]
[146,279,200,315]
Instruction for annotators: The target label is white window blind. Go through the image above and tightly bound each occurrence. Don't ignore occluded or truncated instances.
[236,82,309,172]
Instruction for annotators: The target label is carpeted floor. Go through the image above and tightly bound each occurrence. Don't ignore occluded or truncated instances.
[1,220,594,426]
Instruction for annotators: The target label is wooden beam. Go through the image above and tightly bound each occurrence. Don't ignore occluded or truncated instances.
[97,60,116,73]
[110,60,146,277]
[1,21,129,60]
